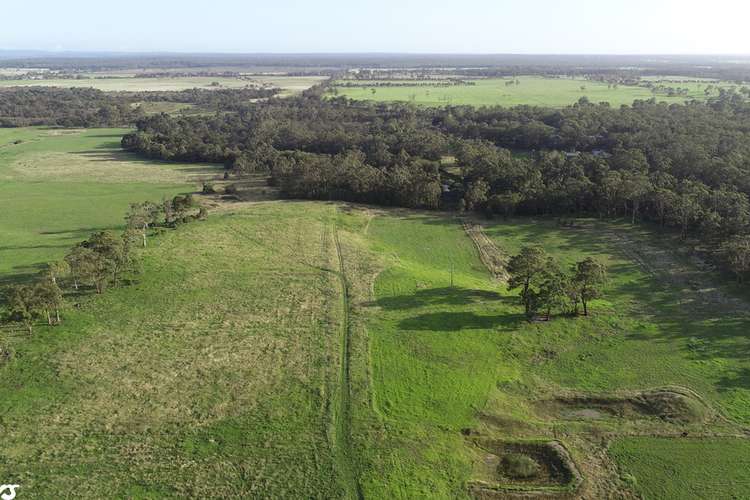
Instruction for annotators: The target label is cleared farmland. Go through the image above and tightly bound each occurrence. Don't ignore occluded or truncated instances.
[0,202,350,497]
[2,126,750,498]
[330,76,736,107]
[0,75,326,94]
[0,127,220,278]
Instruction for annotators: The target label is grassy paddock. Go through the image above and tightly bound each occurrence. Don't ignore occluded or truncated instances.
[2,122,750,497]
[610,437,750,499]
[331,76,732,107]
[0,202,348,498]
[348,212,750,498]
[0,127,221,279]
[0,75,326,94]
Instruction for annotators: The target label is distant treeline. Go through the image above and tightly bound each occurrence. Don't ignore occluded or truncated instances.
[335,80,475,88]
[0,87,280,127]
[122,91,750,279]
[0,87,139,127]
[5,53,750,80]
[133,71,243,78]
[126,87,279,106]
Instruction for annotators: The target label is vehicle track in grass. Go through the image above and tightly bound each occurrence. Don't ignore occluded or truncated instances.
[331,213,364,500]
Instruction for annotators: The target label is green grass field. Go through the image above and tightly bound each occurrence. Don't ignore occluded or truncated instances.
[340,212,750,498]
[330,76,729,107]
[0,202,350,497]
[0,127,220,279]
[0,75,326,94]
[610,437,750,499]
[3,127,750,498]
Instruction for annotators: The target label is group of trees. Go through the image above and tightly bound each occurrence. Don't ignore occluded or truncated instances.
[2,229,134,335]
[4,278,64,334]
[2,196,205,334]
[117,87,750,282]
[0,87,139,127]
[507,246,608,320]
[0,86,280,127]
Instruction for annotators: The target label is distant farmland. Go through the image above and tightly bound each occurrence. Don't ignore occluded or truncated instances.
[0,75,326,94]
[330,76,736,107]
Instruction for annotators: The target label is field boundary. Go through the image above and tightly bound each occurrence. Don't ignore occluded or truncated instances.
[463,221,509,282]
[332,216,364,499]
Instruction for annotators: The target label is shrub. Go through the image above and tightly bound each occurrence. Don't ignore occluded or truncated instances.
[499,453,540,479]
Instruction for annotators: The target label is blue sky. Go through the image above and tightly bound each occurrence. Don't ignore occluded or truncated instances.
[3,0,749,54]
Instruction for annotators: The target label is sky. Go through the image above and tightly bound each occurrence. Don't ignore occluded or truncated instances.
[2,0,750,55]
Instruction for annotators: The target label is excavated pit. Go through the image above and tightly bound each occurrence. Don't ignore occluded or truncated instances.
[534,388,712,424]
[469,439,582,498]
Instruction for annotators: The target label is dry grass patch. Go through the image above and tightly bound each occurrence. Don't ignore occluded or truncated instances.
[0,202,347,497]
[7,150,220,184]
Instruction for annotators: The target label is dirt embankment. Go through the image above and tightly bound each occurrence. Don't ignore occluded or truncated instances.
[464,222,510,282]
[534,388,714,425]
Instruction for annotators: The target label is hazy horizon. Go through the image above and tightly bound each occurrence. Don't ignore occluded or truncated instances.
[3,0,750,55]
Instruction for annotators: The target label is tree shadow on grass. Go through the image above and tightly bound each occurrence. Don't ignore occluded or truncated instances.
[73,148,222,173]
[398,310,526,333]
[716,367,750,395]
[369,286,514,311]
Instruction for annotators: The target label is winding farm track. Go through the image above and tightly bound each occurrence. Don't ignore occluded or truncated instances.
[331,214,364,499]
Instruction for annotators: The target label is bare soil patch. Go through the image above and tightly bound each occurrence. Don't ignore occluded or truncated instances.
[534,388,713,425]
[469,439,582,498]
[464,221,509,281]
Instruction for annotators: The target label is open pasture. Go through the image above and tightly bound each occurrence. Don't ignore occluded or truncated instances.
[340,211,750,498]
[610,437,750,499]
[331,76,731,107]
[2,125,750,497]
[0,202,349,498]
[0,127,220,279]
[0,75,326,94]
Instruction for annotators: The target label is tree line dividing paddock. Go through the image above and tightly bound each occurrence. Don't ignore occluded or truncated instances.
[2,196,205,334]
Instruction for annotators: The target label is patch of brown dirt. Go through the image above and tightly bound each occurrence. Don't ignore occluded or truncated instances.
[534,388,713,425]
[464,221,509,281]
[469,440,582,498]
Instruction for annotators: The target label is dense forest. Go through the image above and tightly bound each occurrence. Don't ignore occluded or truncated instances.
[0,87,139,127]
[121,89,750,276]
[0,86,279,127]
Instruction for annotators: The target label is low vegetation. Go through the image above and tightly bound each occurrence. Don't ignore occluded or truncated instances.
[610,437,750,499]
[3,55,750,498]
[328,76,730,108]
[0,203,348,497]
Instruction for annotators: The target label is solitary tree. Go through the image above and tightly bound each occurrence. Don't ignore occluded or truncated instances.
[507,245,553,319]
[65,246,95,291]
[571,257,607,316]
[537,267,571,320]
[85,231,133,287]
[43,260,69,286]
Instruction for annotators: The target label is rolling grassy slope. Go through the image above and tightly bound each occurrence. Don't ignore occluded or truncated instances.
[346,212,750,498]
[0,202,349,498]
[3,123,750,498]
